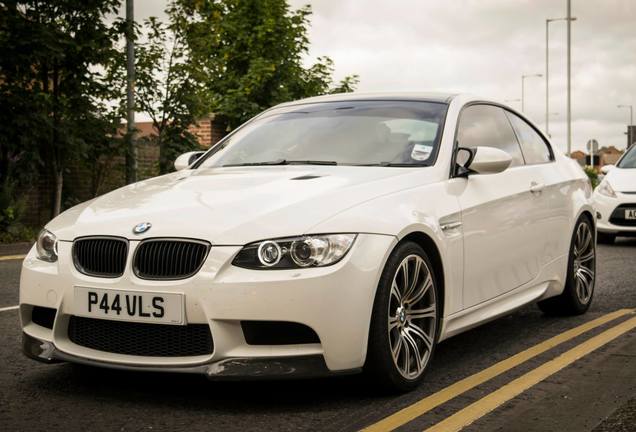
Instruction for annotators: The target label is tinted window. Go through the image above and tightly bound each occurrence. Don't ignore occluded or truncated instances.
[457,105,525,166]
[505,111,552,164]
[196,101,448,168]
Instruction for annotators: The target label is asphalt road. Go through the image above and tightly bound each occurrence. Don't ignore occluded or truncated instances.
[1,241,635,432]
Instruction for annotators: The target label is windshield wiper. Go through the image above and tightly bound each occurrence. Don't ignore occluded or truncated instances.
[380,162,430,167]
[285,160,338,166]
[222,159,288,167]
[222,159,337,167]
[354,162,430,167]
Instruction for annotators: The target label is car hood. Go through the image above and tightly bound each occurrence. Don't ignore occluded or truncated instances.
[49,165,434,244]
[606,167,636,193]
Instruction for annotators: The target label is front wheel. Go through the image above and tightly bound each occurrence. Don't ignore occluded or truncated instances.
[538,216,596,315]
[364,242,440,392]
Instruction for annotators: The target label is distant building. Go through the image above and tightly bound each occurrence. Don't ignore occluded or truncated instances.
[597,146,623,167]
[568,146,623,171]
[120,115,225,149]
[570,150,586,167]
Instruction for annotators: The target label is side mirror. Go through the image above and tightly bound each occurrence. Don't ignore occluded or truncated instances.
[174,151,205,171]
[600,164,614,175]
[456,146,512,176]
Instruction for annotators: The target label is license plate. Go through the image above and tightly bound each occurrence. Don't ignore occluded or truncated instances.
[74,287,184,325]
[626,209,636,220]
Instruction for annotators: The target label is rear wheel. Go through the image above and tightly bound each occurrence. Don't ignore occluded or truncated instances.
[597,232,615,244]
[365,242,439,392]
[538,216,596,316]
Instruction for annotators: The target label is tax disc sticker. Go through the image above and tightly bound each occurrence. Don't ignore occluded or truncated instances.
[411,144,433,161]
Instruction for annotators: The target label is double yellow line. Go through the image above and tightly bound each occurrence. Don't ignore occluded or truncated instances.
[363,308,636,432]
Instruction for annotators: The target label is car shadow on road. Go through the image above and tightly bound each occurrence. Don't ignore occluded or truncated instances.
[612,237,636,247]
[23,305,589,417]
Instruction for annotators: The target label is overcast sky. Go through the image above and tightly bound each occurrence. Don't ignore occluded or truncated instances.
[131,0,635,154]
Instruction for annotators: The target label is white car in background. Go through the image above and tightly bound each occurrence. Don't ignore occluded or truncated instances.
[593,145,636,243]
[21,93,595,392]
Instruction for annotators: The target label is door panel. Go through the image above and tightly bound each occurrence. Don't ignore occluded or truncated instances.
[454,104,546,308]
[504,110,571,263]
[526,163,572,264]
[458,167,543,307]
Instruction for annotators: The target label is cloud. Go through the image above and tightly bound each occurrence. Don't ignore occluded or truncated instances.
[291,0,636,152]
[127,0,636,153]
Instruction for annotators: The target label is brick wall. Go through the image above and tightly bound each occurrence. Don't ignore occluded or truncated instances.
[189,115,227,148]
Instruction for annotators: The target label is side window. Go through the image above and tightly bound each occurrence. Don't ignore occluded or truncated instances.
[505,111,553,164]
[457,105,525,167]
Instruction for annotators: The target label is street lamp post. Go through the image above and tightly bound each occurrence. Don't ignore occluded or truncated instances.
[521,74,543,113]
[125,0,137,184]
[567,0,572,156]
[546,17,576,138]
[618,104,634,148]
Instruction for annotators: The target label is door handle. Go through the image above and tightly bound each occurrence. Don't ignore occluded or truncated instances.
[530,182,545,194]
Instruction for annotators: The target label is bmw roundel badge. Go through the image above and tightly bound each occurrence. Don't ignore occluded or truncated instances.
[133,222,152,234]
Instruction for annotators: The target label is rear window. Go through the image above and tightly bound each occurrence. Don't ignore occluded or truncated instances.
[505,111,553,164]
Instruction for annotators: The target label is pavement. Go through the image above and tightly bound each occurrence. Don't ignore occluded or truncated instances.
[0,240,635,431]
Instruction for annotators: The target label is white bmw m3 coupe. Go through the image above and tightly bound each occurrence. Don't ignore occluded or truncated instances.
[21,93,596,391]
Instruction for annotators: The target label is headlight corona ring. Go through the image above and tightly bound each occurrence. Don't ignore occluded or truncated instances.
[234,234,357,270]
[257,241,282,267]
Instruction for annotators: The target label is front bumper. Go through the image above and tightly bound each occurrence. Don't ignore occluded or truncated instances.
[19,233,395,377]
[593,192,636,234]
[22,332,359,379]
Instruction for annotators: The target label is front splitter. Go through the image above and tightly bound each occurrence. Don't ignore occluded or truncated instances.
[22,332,360,380]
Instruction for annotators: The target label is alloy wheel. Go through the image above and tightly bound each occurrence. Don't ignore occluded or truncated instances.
[572,221,595,304]
[388,254,437,379]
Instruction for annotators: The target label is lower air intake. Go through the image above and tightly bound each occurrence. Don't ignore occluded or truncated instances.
[68,316,213,357]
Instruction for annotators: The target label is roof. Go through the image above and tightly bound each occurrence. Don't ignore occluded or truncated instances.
[275,92,459,108]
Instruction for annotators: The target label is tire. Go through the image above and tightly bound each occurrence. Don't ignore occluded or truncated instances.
[597,232,616,244]
[538,216,596,316]
[364,241,440,392]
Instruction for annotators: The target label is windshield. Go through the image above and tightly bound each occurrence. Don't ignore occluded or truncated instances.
[617,145,636,168]
[195,100,448,168]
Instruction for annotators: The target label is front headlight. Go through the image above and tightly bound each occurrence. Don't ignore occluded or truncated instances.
[36,229,58,262]
[597,180,616,198]
[233,234,357,269]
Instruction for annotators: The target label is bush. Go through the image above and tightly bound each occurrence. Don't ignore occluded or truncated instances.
[0,182,37,243]
[583,166,599,188]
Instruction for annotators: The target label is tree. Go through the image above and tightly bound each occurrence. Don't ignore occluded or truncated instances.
[174,0,359,131]
[135,15,208,174]
[108,11,209,175]
[0,0,122,218]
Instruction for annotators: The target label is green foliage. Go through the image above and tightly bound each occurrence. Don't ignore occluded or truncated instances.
[108,12,208,174]
[0,0,123,219]
[0,0,360,233]
[175,0,359,131]
[0,181,36,242]
[583,165,599,188]
[0,224,37,243]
